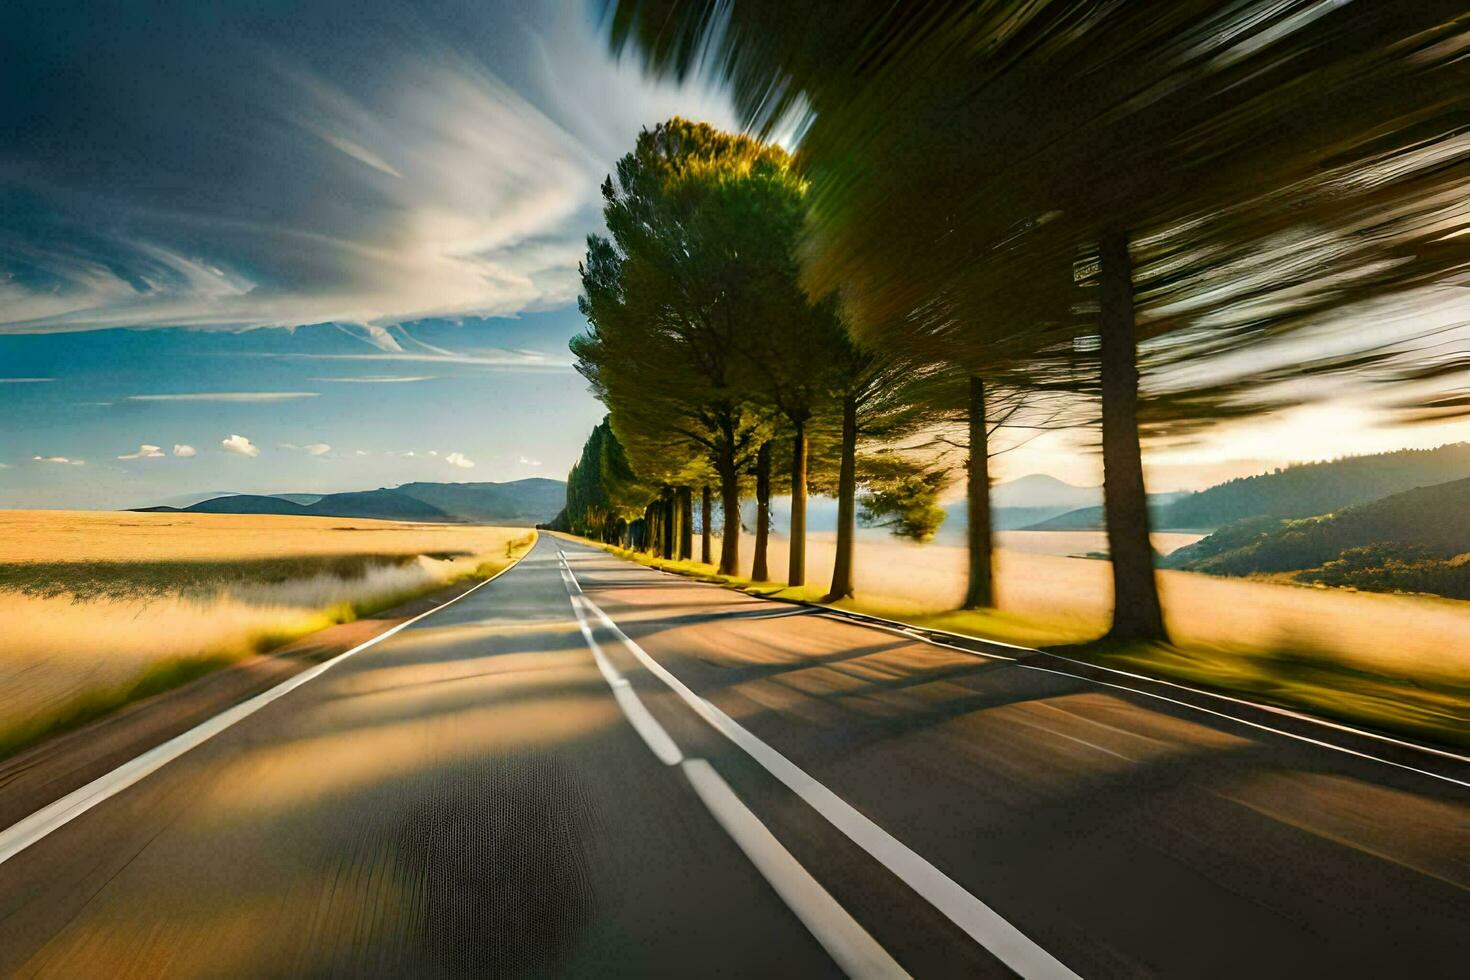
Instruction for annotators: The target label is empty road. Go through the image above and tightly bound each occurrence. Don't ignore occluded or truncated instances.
[1,535,1465,977]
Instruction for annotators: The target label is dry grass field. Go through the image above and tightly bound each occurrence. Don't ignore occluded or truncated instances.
[578,530,1470,747]
[0,511,535,756]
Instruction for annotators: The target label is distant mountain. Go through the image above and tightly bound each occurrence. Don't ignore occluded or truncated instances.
[397,478,566,524]
[132,478,564,526]
[150,493,306,516]
[1163,476,1470,582]
[1157,443,1470,530]
[308,489,454,522]
[1022,493,1190,531]
[991,474,1101,511]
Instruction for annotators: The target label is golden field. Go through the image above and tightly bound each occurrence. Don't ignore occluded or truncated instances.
[0,511,535,756]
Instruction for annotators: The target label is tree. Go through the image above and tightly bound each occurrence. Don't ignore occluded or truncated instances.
[572,119,796,575]
[559,417,653,543]
[602,0,1470,641]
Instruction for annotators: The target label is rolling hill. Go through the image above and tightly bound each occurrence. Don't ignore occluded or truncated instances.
[1163,476,1470,596]
[134,478,564,526]
[1156,443,1470,529]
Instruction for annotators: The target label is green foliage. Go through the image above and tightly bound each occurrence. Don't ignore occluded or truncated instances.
[1166,476,1470,597]
[1300,548,1470,600]
[573,119,792,489]
[857,456,947,542]
[1161,444,1470,529]
[561,417,652,541]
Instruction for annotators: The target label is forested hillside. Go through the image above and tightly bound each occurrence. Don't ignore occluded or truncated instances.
[1158,444,1470,528]
[1165,477,1470,598]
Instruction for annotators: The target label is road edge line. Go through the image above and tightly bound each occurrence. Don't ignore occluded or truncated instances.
[0,543,533,867]
[559,552,1078,980]
[557,553,907,979]
[563,538,1470,777]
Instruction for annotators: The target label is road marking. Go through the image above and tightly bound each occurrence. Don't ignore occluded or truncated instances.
[558,550,1078,980]
[564,542,1470,788]
[0,553,529,868]
[558,557,906,979]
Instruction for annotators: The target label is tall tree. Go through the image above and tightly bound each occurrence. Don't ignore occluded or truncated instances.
[603,0,1470,641]
[573,120,797,574]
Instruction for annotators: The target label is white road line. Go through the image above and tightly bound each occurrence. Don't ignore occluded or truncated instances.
[0,555,527,868]
[679,758,907,980]
[557,551,1077,980]
[563,542,1470,788]
[559,555,906,979]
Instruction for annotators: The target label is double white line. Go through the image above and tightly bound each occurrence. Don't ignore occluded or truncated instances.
[556,549,1077,980]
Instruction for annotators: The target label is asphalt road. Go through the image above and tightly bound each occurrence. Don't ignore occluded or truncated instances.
[1,535,1465,977]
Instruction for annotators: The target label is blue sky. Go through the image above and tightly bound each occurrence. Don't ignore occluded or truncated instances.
[0,0,734,507]
[0,314,607,507]
[2,0,1466,508]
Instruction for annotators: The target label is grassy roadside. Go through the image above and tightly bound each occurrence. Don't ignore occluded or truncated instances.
[560,535,1468,751]
[0,532,537,760]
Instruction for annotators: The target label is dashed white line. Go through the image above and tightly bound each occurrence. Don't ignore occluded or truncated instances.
[562,540,1470,789]
[558,550,1078,980]
[559,556,906,979]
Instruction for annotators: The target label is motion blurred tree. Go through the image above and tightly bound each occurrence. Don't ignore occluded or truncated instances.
[603,0,1470,640]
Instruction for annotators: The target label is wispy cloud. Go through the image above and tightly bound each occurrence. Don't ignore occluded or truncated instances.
[519,455,542,467]
[33,455,84,465]
[281,442,332,456]
[173,444,197,457]
[118,444,165,460]
[265,347,571,370]
[128,392,319,402]
[445,451,475,469]
[307,375,436,383]
[0,378,54,383]
[221,434,260,457]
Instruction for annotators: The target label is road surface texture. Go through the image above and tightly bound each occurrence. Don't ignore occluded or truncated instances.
[1,536,1465,977]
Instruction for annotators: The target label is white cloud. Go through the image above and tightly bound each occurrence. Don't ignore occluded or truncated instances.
[428,450,439,456]
[33,455,84,465]
[354,449,369,456]
[518,455,542,467]
[280,442,331,455]
[308,375,436,383]
[445,452,475,469]
[118,444,165,460]
[402,451,416,457]
[128,392,319,402]
[173,444,197,457]
[221,434,260,457]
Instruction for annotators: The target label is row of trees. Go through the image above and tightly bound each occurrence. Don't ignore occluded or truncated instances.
[586,0,1469,641]
[566,120,968,601]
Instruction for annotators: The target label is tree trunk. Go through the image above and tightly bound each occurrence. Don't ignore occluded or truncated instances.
[825,394,858,600]
[717,448,741,576]
[963,375,995,608]
[661,492,675,560]
[752,441,772,581]
[677,486,693,560]
[701,485,712,564]
[1099,230,1169,642]
[788,418,807,587]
